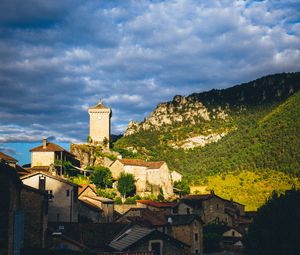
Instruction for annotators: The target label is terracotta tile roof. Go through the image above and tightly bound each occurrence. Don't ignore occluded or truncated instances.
[30,142,75,157]
[0,151,18,163]
[118,158,165,169]
[78,184,97,196]
[137,200,177,208]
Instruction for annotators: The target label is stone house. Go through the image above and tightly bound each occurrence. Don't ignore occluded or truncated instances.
[0,161,24,255]
[110,158,174,198]
[0,151,30,176]
[221,227,244,253]
[168,214,203,254]
[78,184,114,223]
[115,208,168,233]
[109,224,190,255]
[21,172,79,222]
[171,170,182,183]
[177,192,245,227]
[136,200,177,215]
[21,184,48,249]
[30,138,80,174]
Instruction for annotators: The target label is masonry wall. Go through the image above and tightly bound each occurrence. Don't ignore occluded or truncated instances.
[171,221,203,254]
[89,108,111,143]
[22,174,78,222]
[21,187,48,248]
[31,151,55,167]
[78,202,102,222]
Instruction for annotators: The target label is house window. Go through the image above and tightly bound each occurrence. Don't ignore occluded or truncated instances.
[210,204,213,212]
[232,230,235,237]
[47,190,53,201]
[194,233,198,241]
[216,203,219,210]
[57,213,60,222]
[149,241,162,255]
[187,208,190,214]
[66,190,70,197]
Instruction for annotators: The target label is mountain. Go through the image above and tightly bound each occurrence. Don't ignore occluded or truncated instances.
[113,72,300,209]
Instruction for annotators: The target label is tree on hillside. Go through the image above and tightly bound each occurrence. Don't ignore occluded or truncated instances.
[245,189,300,255]
[117,173,136,198]
[174,180,190,196]
[89,166,113,189]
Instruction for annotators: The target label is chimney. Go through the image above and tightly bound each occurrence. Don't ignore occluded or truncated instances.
[43,138,47,149]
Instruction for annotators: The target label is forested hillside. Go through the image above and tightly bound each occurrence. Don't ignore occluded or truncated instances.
[113,72,300,209]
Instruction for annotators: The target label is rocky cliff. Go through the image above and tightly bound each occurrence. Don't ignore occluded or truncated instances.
[70,144,119,169]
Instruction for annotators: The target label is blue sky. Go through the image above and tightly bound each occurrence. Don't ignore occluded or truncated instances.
[0,0,300,164]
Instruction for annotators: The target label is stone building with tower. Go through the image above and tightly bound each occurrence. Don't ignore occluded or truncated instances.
[88,100,112,146]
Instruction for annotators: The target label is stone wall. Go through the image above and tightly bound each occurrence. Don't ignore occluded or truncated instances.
[31,151,54,167]
[21,186,48,248]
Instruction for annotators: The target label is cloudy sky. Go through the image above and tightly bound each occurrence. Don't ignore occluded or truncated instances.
[0,0,300,163]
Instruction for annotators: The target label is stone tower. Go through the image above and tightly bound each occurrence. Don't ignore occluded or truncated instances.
[88,100,111,146]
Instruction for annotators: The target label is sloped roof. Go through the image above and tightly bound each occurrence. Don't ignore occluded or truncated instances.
[79,198,103,212]
[118,158,165,169]
[48,222,128,251]
[78,184,97,196]
[137,200,177,208]
[0,151,18,163]
[84,195,114,204]
[118,208,167,227]
[182,193,245,206]
[21,172,79,187]
[30,142,75,157]
[109,225,154,251]
[110,225,190,251]
[0,161,22,189]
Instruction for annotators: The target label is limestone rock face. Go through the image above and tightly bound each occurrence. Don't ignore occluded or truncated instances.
[70,144,118,169]
[178,132,228,150]
[124,94,229,136]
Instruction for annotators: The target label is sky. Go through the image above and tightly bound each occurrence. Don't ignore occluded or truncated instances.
[0,0,300,164]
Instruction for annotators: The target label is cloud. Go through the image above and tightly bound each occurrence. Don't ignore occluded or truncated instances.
[0,0,299,143]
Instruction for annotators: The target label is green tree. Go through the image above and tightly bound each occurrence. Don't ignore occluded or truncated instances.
[117,173,136,198]
[174,180,190,196]
[245,189,300,255]
[89,166,113,189]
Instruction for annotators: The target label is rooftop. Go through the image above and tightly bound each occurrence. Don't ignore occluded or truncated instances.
[30,140,75,157]
[137,200,177,208]
[78,184,97,196]
[21,172,79,187]
[118,208,167,227]
[0,151,18,163]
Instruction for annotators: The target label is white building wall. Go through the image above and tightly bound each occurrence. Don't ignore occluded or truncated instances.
[31,151,55,167]
[22,174,78,222]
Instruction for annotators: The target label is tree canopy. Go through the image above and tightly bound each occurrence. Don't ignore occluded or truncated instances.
[117,172,136,198]
[89,166,113,189]
[245,189,300,255]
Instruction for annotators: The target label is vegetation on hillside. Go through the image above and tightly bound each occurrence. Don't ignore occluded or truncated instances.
[112,73,300,209]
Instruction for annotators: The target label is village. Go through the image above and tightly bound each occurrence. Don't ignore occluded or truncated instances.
[0,100,256,255]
